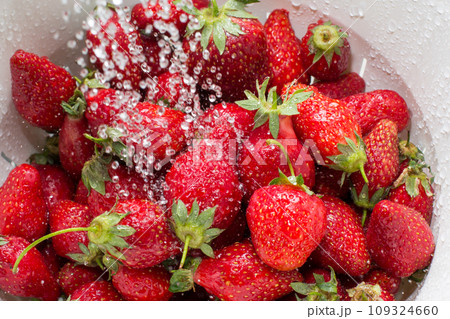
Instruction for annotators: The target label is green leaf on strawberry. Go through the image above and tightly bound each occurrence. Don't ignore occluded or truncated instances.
[81,154,112,196]
[29,135,59,165]
[291,267,340,301]
[0,236,8,246]
[169,257,202,293]
[236,78,312,139]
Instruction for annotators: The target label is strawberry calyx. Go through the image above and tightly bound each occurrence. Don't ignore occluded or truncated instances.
[84,126,130,164]
[236,77,312,139]
[28,135,60,165]
[351,184,389,226]
[347,282,384,301]
[308,21,348,67]
[291,267,340,301]
[178,0,259,54]
[328,132,368,182]
[393,167,433,198]
[0,236,8,246]
[12,206,136,275]
[169,199,223,292]
[266,139,314,195]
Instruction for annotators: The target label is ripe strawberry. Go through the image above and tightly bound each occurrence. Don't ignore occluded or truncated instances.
[351,119,400,199]
[32,164,75,210]
[85,162,154,216]
[0,164,48,242]
[112,265,172,301]
[363,269,401,295]
[346,282,395,301]
[181,0,271,101]
[313,165,350,199]
[85,88,141,136]
[210,211,247,251]
[0,235,60,301]
[366,200,435,277]
[194,240,302,301]
[264,9,309,94]
[164,145,243,230]
[150,71,193,109]
[237,119,315,201]
[9,50,76,131]
[38,241,63,279]
[85,7,145,91]
[74,180,89,205]
[312,72,365,99]
[310,195,370,277]
[300,20,350,81]
[140,33,174,77]
[49,200,93,260]
[103,199,181,269]
[284,83,368,177]
[58,262,104,296]
[247,181,327,271]
[341,89,410,135]
[70,280,123,301]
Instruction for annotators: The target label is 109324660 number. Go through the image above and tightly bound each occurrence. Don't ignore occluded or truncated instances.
[369,305,439,316]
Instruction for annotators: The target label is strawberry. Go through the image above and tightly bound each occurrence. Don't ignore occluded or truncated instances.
[32,164,75,210]
[49,200,93,260]
[284,83,368,178]
[193,240,302,301]
[140,33,173,77]
[38,241,63,279]
[237,120,315,202]
[313,165,350,199]
[150,71,193,109]
[164,145,243,230]
[341,89,410,135]
[85,161,154,217]
[180,0,271,101]
[74,179,89,205]
[85,88,141,136]
[264,9,309,94]
[58,262,104,296]
[246,153,327,271]
[0,235,60,301]
[85,7,145,91]
[346,282,395,301]
[0,164,48,242]
[310,195,370,277]
[366,200,435,277]
[312,72,365,99]
[112,265,172,301]
[299,20,350,81]
[70,280,123,301]
[363,269,401,295]
[9,49,76,131]
[351,119,400,201]
[210,210,247,251]
[388,142,434,224]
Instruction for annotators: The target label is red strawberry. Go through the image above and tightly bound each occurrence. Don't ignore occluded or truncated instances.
[313,165,350,199]
[363,269,401,295]
[74,179,89,205]
[112,265,172,301]
[313,72,365,99]
[182,0,271,101]
[0,235,60,300]
[150,71,193,109]
[194,240,302,301]
[49,200,93,260]
[264,9,309,94]
[86,162,154,217]
[164,146,243,230]
[351,119,400,199]
[86,8,144,91]
[210,211,247,251]
[300,20,350,81]
[237,119,315,201]
[247,182,327,271]
[32,164,75,210]
[140,33,174,77]
[9,50,76,131]
[38,241,63,279]
[85,88,141,136]
[310,195,370,277]
[0,164,48,242]
[366,200,435,277]
[70,280,123,301]
[285,83,368,177]
[58,262,104,296]
[341,89,410,135]
[346,282,395,301]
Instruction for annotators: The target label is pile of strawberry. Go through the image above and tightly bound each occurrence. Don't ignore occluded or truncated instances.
[0,0,435,301]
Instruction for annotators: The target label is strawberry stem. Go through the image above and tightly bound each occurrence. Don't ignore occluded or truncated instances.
[266,139,295,177]
[359,163,369,184]
[12,227,94,274]
[179,235,192,269]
